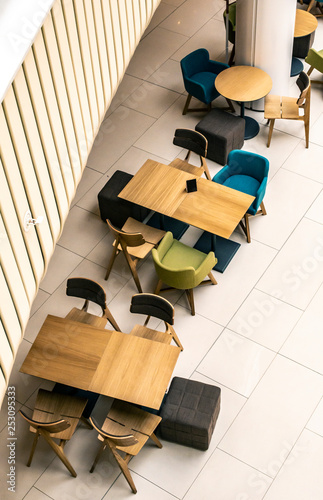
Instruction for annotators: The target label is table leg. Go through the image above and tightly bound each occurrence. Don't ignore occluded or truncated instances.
[240,102,260,140]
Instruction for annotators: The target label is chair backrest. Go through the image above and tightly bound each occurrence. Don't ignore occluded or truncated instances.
[66,277,107,312]
[89,417,138,448]
[19,410,71,434]
[180,48,210,78]
[227,150,269,182]
[223,2,236,43]
[107,219,145,248]
[130,293,174,325]
[296,71,310,107]
[305,48,323,73]
[173,129,207,158]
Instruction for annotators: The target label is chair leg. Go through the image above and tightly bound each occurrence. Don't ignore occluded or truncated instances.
[229,44,235,66]
[244,214,251,243]
[105,244,119,280]
[260,201,267,216]
[169,324,184,351]
[105,308,121,331]
[89,441,107,473]
[111,447,137,494]
[41,432,77,477]
[154,279,163,295]
[202,158,212,181]
[185,289,195,316]
[226,98,235,113]
[27,431,41,466]
[304,117,310,148]
[207,272,217,285]
[149,432,163,448]
[307,0,316,11]
[267,119,275,147]
[123,252,142,293]
[182,94,192,115]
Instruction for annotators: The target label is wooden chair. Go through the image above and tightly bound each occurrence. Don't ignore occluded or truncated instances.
[300,0,323,16]
[65,277,120,331]
[105,217,165,293]
[89,400,162,494]
[130,293,183,350]
[19,389,87,477]
[169,129,211,180]
[264,71,311,148]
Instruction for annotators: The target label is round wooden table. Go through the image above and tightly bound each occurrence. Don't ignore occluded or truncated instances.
[215,65,272,140]
[294,9,318,37]
[293,9,318,58]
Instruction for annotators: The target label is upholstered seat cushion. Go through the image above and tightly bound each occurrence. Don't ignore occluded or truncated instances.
[223,174,260,197]
[158,377,221,450]
[162,239,209,271]
[192,72,219,103]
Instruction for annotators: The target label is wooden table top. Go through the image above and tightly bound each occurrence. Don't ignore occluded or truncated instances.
[294,9,318,37]
[20,315,181,410]
[215,66,272,103]
[119,160,254,239]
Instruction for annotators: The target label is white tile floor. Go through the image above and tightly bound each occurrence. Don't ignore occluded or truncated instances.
[1,1,323,499]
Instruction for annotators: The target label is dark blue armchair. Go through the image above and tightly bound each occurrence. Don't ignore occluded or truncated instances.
[212,150,269,242]
[180,48,234,114]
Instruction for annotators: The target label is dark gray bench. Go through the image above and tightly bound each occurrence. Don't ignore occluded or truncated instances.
[98,170,150,228]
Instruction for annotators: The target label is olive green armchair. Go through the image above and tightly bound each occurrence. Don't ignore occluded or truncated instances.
[305,48,323,85]
[151,232,217,316]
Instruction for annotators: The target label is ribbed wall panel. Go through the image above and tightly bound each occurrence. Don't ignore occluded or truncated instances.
[0,0,161,406]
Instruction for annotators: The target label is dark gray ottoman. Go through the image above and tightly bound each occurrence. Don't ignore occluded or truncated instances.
[158,377,221,450]
[195,109,245,165]
[98,170,150,228]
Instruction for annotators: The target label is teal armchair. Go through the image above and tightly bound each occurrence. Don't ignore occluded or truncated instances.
[212,150,269,243]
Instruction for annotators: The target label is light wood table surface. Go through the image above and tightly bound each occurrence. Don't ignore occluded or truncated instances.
[215,65,272,140]
[20,315,181,410]
[294,9,318,37]
[119,160,254,272]
[119,160,254,239]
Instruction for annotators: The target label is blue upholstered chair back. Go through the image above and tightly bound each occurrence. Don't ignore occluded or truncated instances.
[180,48,210,78]
[212,150,269,215]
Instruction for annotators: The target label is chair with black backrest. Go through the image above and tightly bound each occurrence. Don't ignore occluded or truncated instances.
[180,48,235,115]
[89,400,162,494]
[65,277,120,331]
[264,71,311,148]
[130,293,183,350]
[169,129,211,180]
[19,389,87,477]
[105,217,165,293]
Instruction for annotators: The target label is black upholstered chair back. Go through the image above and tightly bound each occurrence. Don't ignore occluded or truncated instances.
[130,293,174,325]
[173,129,207,158]
[296,71,310,105]
[66,278,106,312]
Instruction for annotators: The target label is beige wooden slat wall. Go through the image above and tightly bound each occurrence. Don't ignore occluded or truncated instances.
[0,0,161,406]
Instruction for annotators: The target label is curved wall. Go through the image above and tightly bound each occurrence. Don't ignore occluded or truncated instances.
[0,0,161,406]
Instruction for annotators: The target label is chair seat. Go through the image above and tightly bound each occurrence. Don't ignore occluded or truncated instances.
[265,95,302,120]
[32,389,87,440]
[65,308,107,329]
[223,174,260,198]
[130,324,172,344]
[122,217,166,245]
[162,239,209,270]
[169,158,204,177]
[193,71,219,102]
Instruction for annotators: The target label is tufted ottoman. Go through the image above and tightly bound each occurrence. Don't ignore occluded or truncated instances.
[98,170,150,228]
[195,108,245,165]
[158,377,221,450]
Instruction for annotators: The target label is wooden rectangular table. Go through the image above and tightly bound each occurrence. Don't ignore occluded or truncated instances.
[119,159,254,272]
[20,315,181,410]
